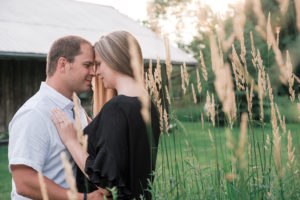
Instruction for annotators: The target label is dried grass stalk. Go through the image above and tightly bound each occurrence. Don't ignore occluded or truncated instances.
[258,70,265,122]
[239,37,248,81]
[253,8,290,84]
[214,63,237,128]
[250,31,257,69]
[165,85,171,105]
[268,75,282,177]
[267,12,274,50]
[180,65,186,94]
[236,113,248,170]
[295,0,300,34]
[268,13,291,85]
[163,109,169,134]
[183,62,189,86]
[233,3,246,43]
[61,152,78,200]
[286,51,295,101]
[154,57,162,90]
[276,0,290,16]
[72,93,83,141]
[191,84,197,104]
[231,45,245,90]
[163,35,172,82]
[148,62,161,106]
[196,68,202,94]
[38,172,49,200]
[82,134,88,153]
[253,0,267,40]
[199,51,208,81]
[257,50,267,91]
[287,130,295,169]
[216,17,234,52]
[205,91,211,118]
[159,104,163,133]
[275,104,286,134]
[275,26,281,48]
[148,59,153,75]
[128,36,150,123]
[246,81,254,120]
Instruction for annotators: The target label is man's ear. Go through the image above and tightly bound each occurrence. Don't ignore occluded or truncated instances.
[57,57,67,73]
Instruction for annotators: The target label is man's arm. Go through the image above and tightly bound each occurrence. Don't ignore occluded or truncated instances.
[11,165,103,200]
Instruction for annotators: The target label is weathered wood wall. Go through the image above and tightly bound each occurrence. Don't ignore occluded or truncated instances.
[0,58,46,132]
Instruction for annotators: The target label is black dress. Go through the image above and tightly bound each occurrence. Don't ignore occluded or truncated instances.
[76,95,160,200]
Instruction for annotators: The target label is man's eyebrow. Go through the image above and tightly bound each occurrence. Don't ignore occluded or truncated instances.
[84,61,94,64]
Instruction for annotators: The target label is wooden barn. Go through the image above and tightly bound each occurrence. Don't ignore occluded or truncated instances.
[0,0,197,133]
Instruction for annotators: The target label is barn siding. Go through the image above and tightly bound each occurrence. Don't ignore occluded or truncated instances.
[0,59,46,132]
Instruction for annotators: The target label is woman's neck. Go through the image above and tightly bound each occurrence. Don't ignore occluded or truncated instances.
[115,75,147,97]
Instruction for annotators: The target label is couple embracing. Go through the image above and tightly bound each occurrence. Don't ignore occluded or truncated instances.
[8,31,160,200]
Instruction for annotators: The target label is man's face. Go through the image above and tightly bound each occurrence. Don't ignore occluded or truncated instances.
[66,43,95,94]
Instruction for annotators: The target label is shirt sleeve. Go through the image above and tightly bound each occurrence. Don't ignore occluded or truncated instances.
[84,103,129,192]
[9,109,50,172]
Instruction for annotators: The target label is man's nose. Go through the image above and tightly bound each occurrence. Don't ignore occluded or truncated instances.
[90,66,96,76]
[94,67,100,76]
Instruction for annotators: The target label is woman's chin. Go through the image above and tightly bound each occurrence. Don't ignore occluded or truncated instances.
[103,83,110,89]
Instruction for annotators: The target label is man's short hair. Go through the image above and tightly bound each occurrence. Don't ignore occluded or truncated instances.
[46,35,92,77]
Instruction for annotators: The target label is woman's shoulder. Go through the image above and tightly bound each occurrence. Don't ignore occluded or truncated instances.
[105,95,140,110]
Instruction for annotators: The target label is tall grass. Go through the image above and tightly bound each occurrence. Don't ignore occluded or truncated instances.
[146,2,300,199]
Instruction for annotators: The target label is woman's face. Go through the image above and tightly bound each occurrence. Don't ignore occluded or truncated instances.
[95,52,117,89]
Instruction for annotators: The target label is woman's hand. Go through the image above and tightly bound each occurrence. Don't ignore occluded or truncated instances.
[50,108,77,145]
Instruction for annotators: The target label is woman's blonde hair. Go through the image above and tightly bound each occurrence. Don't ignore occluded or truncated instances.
[94,30,143,78]
[92,31,143,116]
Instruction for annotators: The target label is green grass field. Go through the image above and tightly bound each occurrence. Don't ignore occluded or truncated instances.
[153,121,300,199]
[0,145,11,200]
[0,122,299,199]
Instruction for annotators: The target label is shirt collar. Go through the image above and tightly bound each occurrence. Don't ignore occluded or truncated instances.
[40,82,74,110]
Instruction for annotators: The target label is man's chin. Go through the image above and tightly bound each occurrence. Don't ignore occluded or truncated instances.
[76,87,92,95]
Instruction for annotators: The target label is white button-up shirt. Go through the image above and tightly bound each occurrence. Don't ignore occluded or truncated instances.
[8,82,88,200]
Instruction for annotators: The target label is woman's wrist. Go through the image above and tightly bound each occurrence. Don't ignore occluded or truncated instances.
[65,138,79,148]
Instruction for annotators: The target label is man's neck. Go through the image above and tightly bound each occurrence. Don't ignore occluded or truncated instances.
[45,77,73,100]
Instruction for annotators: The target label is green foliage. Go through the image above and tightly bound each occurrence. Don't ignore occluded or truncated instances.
[0,130,8,140]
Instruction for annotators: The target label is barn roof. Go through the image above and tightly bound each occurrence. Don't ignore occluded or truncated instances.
[0,0,197,65]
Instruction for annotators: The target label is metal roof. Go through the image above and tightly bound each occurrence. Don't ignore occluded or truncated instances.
[0,0,197,65]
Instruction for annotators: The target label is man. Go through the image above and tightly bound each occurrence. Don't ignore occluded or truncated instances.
[8,36,103,199]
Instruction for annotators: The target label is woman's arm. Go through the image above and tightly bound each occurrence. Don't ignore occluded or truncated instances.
[51,108,88,173]
[51,108,111,197]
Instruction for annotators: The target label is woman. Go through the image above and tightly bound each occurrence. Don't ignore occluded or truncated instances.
[51,31,160,199]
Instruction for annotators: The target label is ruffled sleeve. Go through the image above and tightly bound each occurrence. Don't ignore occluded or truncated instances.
[83,102,131,197]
